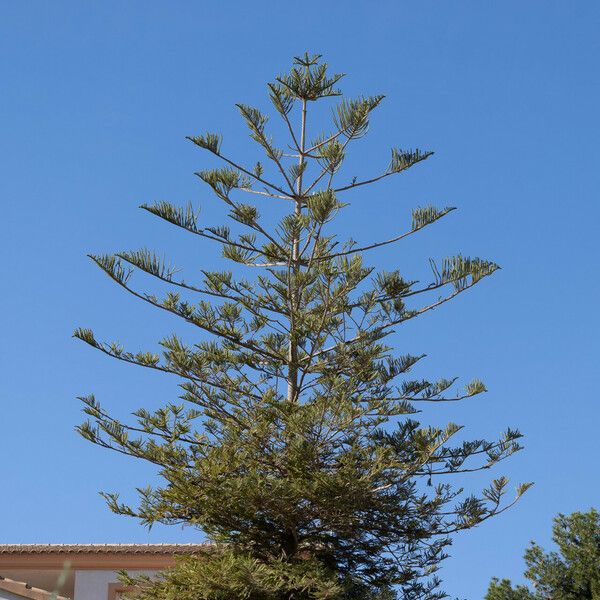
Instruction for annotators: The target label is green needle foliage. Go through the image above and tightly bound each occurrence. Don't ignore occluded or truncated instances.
[75,53,529,600]
[486,509,600,600]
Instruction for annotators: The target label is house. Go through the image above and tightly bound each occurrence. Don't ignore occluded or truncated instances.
[0,545,206,600]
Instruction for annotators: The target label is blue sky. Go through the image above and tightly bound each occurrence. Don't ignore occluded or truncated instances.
[1,2,599,598]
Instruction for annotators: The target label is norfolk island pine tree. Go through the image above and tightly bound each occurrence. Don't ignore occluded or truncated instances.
[75,53,531,600]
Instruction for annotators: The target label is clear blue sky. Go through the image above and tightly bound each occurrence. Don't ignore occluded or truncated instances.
[1,2,599,598]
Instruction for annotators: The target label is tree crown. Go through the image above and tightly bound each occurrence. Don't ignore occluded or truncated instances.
[487,509,600,600]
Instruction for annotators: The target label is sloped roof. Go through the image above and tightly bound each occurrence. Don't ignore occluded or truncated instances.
[0,544,207,555]
[0,575,69,600]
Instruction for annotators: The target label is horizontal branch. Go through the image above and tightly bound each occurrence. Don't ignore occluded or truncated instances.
[116,253,289,333]
[187,136,294,199]
[315,208,456,262]
[74,330,264,401]
[334,151,433,193]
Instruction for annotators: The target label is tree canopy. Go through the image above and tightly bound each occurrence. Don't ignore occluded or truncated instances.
[487,509,600,600]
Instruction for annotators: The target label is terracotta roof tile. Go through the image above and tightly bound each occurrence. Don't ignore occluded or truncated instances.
[0,544,208,555]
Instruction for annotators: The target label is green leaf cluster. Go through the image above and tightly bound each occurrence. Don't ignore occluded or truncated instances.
[486,509,600,600]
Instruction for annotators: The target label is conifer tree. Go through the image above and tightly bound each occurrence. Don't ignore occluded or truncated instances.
[486,509,600,600]
[75,54,529,600]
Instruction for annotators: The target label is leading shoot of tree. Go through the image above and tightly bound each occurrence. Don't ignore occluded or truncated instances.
[75,54,529,600]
